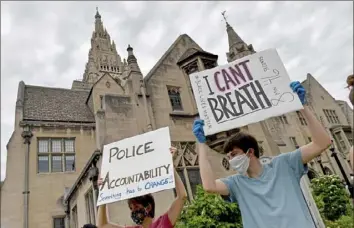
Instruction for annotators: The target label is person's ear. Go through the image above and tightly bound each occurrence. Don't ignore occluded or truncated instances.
[248,148,255,157]
[146,204,152,215]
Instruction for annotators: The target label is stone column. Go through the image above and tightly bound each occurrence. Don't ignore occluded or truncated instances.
[95,110,106,149]
[21,125,33,228]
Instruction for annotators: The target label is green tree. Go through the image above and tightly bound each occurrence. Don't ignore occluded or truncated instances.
[325,215,353,228]
[176,185,243,228]
[311,174,353,226]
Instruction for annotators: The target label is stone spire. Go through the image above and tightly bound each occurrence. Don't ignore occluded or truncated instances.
[126,44,143,93]
[82,9,124,84]
[126,45,141,72]
[222,10,243,49]
[222,11,255,62]
[112,40,117,52]
[226,22,245,50]
[95,7,104,36]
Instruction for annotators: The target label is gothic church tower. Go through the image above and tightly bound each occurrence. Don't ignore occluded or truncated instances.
[82,9,127,84]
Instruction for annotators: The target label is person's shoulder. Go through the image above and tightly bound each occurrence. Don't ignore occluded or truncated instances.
[152,213,173,227]
[153,213,169,223]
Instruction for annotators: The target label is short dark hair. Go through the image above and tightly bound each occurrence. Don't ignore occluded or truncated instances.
[223,132,260,158]
[83,224,97,228]
[127,194,155,218]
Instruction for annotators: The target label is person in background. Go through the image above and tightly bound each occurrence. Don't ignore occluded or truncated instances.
[83,224,98,228]
[192,81,332,228]
[97,147,187,228]
[346,74,353,171]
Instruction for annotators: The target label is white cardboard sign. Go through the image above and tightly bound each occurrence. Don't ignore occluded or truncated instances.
[189,48,303,136]
[97,127,175,206]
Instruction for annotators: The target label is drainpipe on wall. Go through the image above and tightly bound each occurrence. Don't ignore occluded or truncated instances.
[21,125,33,228]
[65,204,70,228]
[90,166,99,205]
[140,80,152,132]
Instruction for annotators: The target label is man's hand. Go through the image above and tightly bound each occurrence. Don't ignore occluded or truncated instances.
[193,119,206,143]
[290,81,307,105]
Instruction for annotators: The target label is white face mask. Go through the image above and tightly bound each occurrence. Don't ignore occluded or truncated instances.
[229,149,250,175]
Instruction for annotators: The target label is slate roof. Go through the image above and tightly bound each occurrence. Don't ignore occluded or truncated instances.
[23,85,95,123]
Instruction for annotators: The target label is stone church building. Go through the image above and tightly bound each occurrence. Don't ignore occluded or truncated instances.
[1,10,353,228]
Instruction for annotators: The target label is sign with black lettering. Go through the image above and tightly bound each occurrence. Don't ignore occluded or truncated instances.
[97,127,174,205]
[190,48,303,136]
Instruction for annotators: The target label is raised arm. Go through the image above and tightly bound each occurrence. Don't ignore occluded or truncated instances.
[97,204,109,227]
[97,179,123,228]
[193,120,229,195]
[290,82,331,164]
[167,151,188,225]
[198,143,230,195]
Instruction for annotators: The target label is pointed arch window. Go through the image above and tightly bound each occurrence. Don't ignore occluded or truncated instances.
[167,86,183,111]
[171,142,202,201]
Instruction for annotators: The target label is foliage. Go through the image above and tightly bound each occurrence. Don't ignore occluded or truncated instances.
[176,185,243,228]
[311,175,350,221]
[324,215,354,228]
[174,176,353,227]
[311,174,353,227]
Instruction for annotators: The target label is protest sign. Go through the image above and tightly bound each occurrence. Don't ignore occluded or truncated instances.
[190,48,303,136]
[97,127,175,206]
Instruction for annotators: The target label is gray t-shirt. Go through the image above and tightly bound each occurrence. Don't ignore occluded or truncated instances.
[221,149,315,228]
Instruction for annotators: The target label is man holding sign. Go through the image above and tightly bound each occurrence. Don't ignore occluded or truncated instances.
[192,81,332,228]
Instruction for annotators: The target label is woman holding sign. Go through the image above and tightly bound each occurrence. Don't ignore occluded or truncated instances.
[97,147,187,228]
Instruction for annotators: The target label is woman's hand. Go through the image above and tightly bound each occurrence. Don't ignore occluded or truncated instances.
[170,147,177,168]
[169,147,177,156]
[98,177,103,186]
